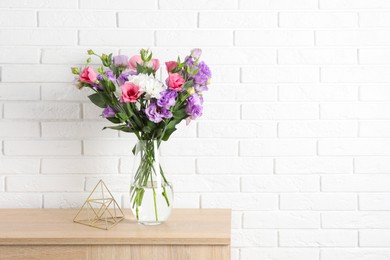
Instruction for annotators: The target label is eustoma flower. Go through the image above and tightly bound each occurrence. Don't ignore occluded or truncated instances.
[113,55,128,68]
[165,61,177,72]
[167,73,185,91]
[121,82,141,102]
[186,93,203,120]
[79,66,97,84]
[144,102,172,123]
[157,90,177,109]
[102,106,116,118]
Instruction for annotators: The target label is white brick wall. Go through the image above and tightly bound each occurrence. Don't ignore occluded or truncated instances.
[0,1,389,259]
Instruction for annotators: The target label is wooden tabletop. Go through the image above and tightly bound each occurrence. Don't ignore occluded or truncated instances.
[0,208,231,246]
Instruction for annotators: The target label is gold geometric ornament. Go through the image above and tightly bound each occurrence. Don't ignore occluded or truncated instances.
[73,179,125,230]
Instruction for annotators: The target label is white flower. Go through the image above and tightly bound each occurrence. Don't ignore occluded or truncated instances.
[127,73,166,99]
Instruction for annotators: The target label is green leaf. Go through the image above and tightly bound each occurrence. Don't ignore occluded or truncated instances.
[181,80,193,90]
[103,124,133,133]
[106,117,121,124]
[173,108,187,120]
[88,93,106,108]
[115,112,129,122]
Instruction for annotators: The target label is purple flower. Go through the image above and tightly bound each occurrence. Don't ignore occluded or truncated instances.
[91,83,103,91]
[102,106,116,118]
[190,48,202,59]
[186,93,203,120]
[113,55,128,67]
[97,74,103,81]
[118,70,138,85]
[157,90,177,109]
[105,70,116,82]
[186,57,211,89]
[144,102,172,123]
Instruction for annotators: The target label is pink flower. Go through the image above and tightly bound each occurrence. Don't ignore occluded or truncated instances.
[165,61,177,73]
[121,82,141,102]
[151,58,160,71]
[79,66,97,84]
[167,73,185,91]
[128,55,142,70]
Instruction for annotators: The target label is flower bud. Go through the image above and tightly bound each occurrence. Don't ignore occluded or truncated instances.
[87,49,94,55]
[71,67,80,75]
[187,87,195,95]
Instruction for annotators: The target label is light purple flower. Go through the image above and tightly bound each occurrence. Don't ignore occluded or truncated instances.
[144,102,172,123]
[118,70,138,86]
[102,106,116,118]
[186,58,211,89]
[113,55,128,67]
[186,93,203,120]
[157,90,177,109]
[105,70,116,82]
[190,48,202,59]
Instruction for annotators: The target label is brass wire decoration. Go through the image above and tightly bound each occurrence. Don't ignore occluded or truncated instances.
[73,179,124,230]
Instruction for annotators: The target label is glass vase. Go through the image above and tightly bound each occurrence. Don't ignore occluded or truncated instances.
[130,140,173,225]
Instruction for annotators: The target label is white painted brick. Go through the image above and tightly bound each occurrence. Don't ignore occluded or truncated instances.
[280,230,357,247]
[278,48,357,65]
[280,193,357,210]
[4,103,80,119]
[197,157,273,174]
[355,157,390,173]
[0,11,35,27]
[41,158,118,174]
[320,103,390,119]
[240,0,317,10]
[42,122,117,138]
[43,193,109,208]
[322,175,390,192]
[83,103,104,120]
[39,11,116,28]
[242,249,319,260]
[322,66,390,83]
[278,121,357,138]
[164,121,197,138]
[171,175,239,192]
[41,48,118,65]
[360,85,390,100]
[320,0,390,9]
[279,85,357,101]
[242,176,319,192]
[322,212,390,228]
[6,175,84,192]
[236,30,314,46]
[84,139,136,156]
[208,66,239,83]
[359,194,390,210]
[120,157,196,175]
[41,84,89,102]
[118,12,197,28]
[0,47,39,64]
[202,48,276,65]
[244,212,320,228]
[319,140,390,156]
[199,12,277,28]
[156,30,233,47]
[232,229,277,247]
[360,230,390,247]
[0,83,40,100]
[85,176,131,192]
[242,67,318,83]
[0,0,77,8]
[172,193,199,208]
[321,249,390,260]
[79,30,154,46]
[0,121,40,137]
[161,139,237,156]
[360,12,390,27]
[281,12,357,28]
[0,158,40,174]
[240,140,316,156]
[317,30,390,46]
[359,49,390,65]
[199,121,276,138]
[2,65,74,82]
[201,193,277,210]
[242,103,318,120]
[4,140,81,156]
[0,178,3,192]
[231,212,242,229]
[275,157,353,174]
[159,0,237,10]
[0,193,42,208]
[80,0,157,9]
[359,121,390,137]
[0,29,77,46]
[205,84,276,102]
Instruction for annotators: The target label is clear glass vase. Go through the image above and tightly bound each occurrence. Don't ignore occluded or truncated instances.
[130,140,173,225]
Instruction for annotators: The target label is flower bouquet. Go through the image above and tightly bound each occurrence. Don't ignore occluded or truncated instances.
[71,48,211,224]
